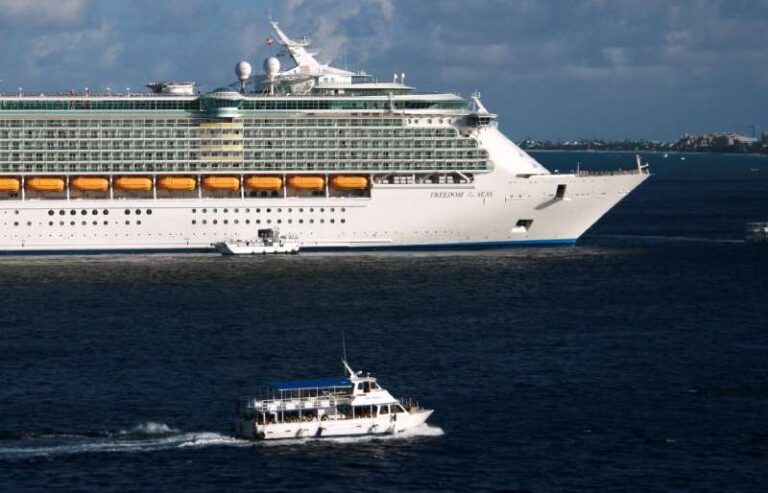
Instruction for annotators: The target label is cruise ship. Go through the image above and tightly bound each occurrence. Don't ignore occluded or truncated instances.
[0,22,649,254]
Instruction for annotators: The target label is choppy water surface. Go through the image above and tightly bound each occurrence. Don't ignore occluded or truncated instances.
[1,152,767,491]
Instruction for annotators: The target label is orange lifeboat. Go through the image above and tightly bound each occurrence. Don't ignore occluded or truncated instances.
[244,176,282,191]
[288,176,325,190]
[26,177,65,192]
[158,176,196,192]
[71,176,109,192]
[202,176,240,191]
[331,175,368,190]
[114,176,153,192]
[0,177,21,192]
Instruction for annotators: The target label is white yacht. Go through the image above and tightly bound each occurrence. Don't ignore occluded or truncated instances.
[233,361,433,440]
[213,228,300,255]
[0,21,649,255]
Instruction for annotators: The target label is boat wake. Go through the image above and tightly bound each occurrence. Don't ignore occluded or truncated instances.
[0,422,443,459]
[0,422,248,460]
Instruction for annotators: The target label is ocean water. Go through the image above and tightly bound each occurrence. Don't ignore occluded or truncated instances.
[1,152,767,492]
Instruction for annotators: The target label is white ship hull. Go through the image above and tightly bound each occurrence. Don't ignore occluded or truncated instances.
[235,409,433,440]
[0,172,646,254]
[0,168,647,254]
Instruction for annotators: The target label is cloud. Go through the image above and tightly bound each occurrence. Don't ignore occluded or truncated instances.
[0,0,88,29]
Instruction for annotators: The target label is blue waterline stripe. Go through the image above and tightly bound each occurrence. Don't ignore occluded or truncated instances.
[0,238,577,256]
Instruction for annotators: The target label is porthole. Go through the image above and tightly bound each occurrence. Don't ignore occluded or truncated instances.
[341,219,346,223]
[288,208,293,213]
[137,220,142,225]
[192,208,197,213]
[341,208,346,212]
[288,219,293,224]
[256,208,261,213]
[48,210,54,216]
[266,208,271,213]
[192,220,197,225]
[330,219,335,224]
[256,219,261,224]
[12,221,18,226]
[70,221,75,226]
[92,209,98,215]
[103,221,108,225]
[202,220,207,225]
[81,221,86,226]
[310,208,314,213]
[92,221,97,226]
[320,208,325,213]
[14,210,19,215]
[103,210,109,215]
[277,219,282,224]
[320,219,324,223]
[246,208,251,213]
[309,219,314,224]
[125,209,130,215]
[266,219,271,224]
[70,210,76,216]
[125,220,130,225]
[213,219,218,225]
[245,219,250,225]
[330,207,335,212]
[202,208,207,213]
[299,219,304,224]
[81,210,87,216]
[234,208,239,213]
[135,209,141,215]
[59,210,65,216]
[299,208,304,213]
[223,208,228,213]
[223,219,228,225]
[147,209,152,215]
[48,221,53,226]
[213,208,218,213]
[277,208,282,213]
[59,221,64,226]
[234,219,239,225]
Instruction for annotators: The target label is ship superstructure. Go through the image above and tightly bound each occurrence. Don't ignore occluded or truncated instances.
[0,22,648,254]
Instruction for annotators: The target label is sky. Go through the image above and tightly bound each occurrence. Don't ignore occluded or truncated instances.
[0,0,766,140]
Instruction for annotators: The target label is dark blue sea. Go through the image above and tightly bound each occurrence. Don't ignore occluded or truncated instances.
[1,152,767,492]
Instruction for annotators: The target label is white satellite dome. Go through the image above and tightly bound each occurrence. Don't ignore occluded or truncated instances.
[263,56,280,77]
[235,61,252,81]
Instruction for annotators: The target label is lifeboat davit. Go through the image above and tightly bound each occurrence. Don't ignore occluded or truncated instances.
[114,176,153,192]
[288,176,325,190]
[0,177,21,192]
[202,176,240,191]
[331,175,368,190]
[158,176,196,192]
[26,177,65,192]
[244,176,282,191]
[71,176,109,192]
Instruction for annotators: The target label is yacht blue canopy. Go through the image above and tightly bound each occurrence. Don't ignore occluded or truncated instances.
[268,377,352,391]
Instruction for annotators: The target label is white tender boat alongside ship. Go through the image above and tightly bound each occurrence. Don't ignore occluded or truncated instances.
[233,361,433,440]
[745,222,768,244]
[0,21,649,255]
[213,228,300,255]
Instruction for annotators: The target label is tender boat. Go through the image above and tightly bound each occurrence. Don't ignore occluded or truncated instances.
[233,361,433,440]
[745,222,768,244]
[213,228,300,255]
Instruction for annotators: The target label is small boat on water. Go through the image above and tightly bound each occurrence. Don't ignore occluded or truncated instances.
[745,222,768,244]
[213,228,300,255]
[233,360,433,440]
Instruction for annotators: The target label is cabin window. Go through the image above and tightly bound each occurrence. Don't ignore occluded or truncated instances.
[555,184,567,199]
[380,405,390,415]
[392,404,405,414]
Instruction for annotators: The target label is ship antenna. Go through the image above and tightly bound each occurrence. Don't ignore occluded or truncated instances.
[341,326,347,364]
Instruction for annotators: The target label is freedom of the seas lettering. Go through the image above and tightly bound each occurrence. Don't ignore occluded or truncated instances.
[429,191,493,198]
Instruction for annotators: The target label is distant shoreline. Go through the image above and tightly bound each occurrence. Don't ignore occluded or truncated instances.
[526,149,768,157]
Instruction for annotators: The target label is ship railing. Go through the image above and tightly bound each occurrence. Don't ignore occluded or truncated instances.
[398,397,424,412]
[575,168,648,177]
